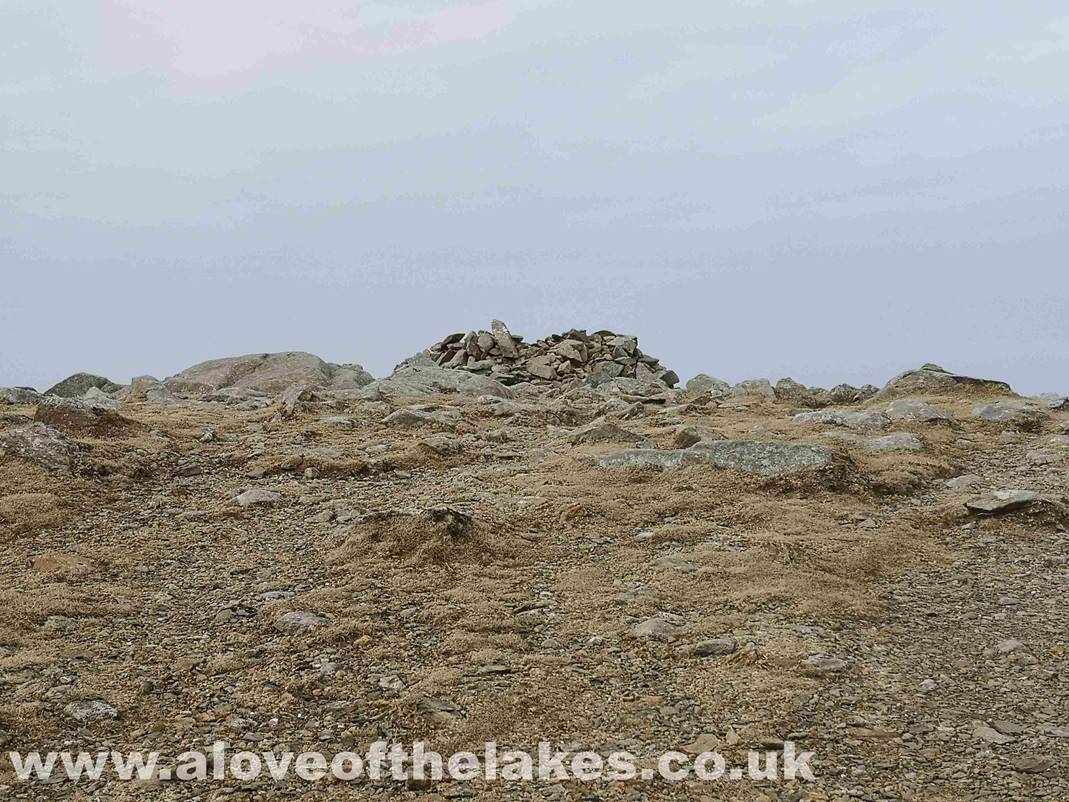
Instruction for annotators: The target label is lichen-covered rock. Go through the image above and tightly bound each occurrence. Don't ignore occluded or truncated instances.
[973,400,1047,432]
[45,373,122,398]
[598,440,836,476]
[876,364,1012,399]
[685,374,731,394]
[826,431,924,451]
[567,416,645,445]
[358,356,513,400]
[965,489,1038,515]
[793,409,891,432]
[164,352,373,398]
[0,423,79,471]
[1,387,41,405]
[34,397,141,437]
[885,398,951,422]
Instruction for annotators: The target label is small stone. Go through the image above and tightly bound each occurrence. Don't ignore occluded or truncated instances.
[1012,755,1054,774]
[995,638,1024,654]
[802,655,849,674]
[632,618,677,642]
[236,488,281,507]
[64,700,118,723]
[525,355,558,381]
[274,611,328,633]
[946,474,981,491]
[653,555,698,573]
[690,638,737,657]
[973,725,1014,744]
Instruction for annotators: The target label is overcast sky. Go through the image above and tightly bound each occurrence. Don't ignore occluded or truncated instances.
[2,1,1068,394]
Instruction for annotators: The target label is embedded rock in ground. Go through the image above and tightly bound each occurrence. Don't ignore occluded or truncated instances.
[567,416,645,445]
[689,638,738,657]
[876,364,1012,399]
[1034,393,1069,410]
[632,618,677,641]
[672,425,725,448]
[236,488,282,507]
[793,409,891,432]
[274,611,328,633]
[965,489,1037,515]
[685,374,731,394]
[34,397,141,437]
[358,358,512,400]
[946,474,982,491]
[164,352,373,398]
[598,440,836,476]
[64,700,118,723]
[826,431,924,451]
[973,400,1046,432]
[383,406,460,430]
[0,423,79,471]
[45,373,122,398]
[885,398,951,422]
[421,322,678,388]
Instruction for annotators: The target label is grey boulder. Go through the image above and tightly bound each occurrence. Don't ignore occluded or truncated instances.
[885,398,951,422]
[730,379,776,399]
[685,374,731,394]
[165,352,373,398]
[358,357,512,400]
[45,373,122,399]
[1,386,41,405]
[0,423,79,471]
[567,416,645,445]
[973,400,1046,432]
[876,364,1012,399]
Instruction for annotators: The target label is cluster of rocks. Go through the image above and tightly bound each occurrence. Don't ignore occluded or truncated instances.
[423,321,679,388]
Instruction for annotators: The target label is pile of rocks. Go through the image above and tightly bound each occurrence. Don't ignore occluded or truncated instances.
[425,321,679,387]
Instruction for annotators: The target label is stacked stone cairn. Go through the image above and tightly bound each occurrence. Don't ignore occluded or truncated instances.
[426,321,679,388]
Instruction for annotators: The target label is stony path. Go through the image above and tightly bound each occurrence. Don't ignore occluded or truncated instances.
[802,439,1069,801]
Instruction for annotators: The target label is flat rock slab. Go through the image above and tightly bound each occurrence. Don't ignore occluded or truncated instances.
[885,398,951,422]
[567,416,645,445]
[598,440,836,476]
[827,431,924,451]
[973,400,1046,431]
[236,489,282,507]
[793,409,890,432]
[274,610,328,633]
[965,489,1037,515]
[877,364,1012,399]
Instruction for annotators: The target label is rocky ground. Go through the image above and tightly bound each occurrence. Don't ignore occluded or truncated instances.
[0,348,1067,802]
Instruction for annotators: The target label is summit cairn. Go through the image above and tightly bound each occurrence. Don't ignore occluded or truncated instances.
[425,321,679,388]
